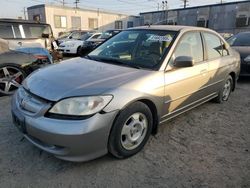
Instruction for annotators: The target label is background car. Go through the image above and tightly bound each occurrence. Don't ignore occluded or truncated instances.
[0,39,53,95]
[227,32,250,76]
[80,29,122,56]
[58,32,101,55]
[56,30,95,45]
[0,18,62,62]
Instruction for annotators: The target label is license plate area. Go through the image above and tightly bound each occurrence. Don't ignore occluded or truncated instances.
[12,111,26,133]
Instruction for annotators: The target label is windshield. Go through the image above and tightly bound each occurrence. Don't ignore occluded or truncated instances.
[80,33,92,41]
[58,31,71,39]
[99,31,113,39]
[22,24,52,38]
[227,32,250,46]
[88,30,176,70]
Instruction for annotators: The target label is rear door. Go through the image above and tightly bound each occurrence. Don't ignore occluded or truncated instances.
[202,32,233,93]
[162,31,210,120]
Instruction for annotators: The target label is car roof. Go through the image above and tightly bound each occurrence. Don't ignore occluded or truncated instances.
[0,18,50,25]
[127,25,215,32]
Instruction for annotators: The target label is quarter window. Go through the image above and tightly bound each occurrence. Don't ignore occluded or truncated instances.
[203,32,223,59]
[171,32,203,65]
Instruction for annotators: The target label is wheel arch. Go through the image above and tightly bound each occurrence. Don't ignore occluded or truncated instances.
[113,97,160,135]
[229,71,236,91]
[138,99,159,135]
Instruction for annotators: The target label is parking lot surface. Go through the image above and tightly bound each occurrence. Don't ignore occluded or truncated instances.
[0,79,249,188]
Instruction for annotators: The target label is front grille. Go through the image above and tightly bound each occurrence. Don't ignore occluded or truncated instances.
[17,87,48,114]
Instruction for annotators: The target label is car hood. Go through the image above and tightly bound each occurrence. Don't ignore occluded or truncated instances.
[231,46,250,58]
[23,57,148,101]
[61,40,82,46]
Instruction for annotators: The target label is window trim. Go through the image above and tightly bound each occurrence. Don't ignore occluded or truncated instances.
[165,30,205,71]
[201,31,225,61]
[54,15,67,28]
[115,20,123,29]
[88,18,98,30]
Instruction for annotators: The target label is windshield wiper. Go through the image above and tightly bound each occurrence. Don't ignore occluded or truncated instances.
[98,58,142,69]
[85,56,142,69]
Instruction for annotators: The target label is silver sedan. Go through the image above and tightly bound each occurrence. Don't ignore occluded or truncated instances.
[11,25,240,162]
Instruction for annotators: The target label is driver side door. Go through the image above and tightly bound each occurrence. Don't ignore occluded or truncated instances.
[161,31,211,122]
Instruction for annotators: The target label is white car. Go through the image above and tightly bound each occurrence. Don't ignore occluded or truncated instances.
[58,33,101,55]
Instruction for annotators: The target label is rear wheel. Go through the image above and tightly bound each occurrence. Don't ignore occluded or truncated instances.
[214,75,233,103]
[108,102,153,159]
[0,64,26,95]
[77,46,82,56]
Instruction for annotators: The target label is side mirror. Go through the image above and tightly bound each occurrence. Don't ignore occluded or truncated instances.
[41,33,49,38]
[173,56,194,68]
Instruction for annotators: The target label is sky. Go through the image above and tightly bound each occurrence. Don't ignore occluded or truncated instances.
[0,0,243,18]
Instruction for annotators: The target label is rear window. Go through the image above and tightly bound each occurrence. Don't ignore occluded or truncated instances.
[0,24,14,38]
[0,22,52,39]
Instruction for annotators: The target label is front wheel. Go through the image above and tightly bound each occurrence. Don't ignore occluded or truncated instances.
[0,64,26,95]
[214,75,233,103]
[108,102,153,159]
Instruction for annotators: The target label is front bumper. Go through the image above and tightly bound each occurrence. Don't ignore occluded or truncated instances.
[58,47,76,54]
[11,90,118,162]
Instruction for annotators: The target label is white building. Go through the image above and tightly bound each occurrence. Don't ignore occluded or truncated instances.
[27,4,140,37]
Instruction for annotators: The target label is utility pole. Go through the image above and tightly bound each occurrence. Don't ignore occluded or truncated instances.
[181,0,188,8]
[74,0,80,13]
[161,1,168,10]
[22,7,27,20]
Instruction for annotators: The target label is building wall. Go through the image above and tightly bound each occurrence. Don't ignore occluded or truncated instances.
[27,6,46,23]
[140,1,250,34]
[28,5,139,37]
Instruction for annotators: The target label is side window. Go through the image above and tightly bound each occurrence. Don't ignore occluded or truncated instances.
[169,32,203,67]
[70,32,81,39]
[203,32,223,59]
[91,34,101,39]
[0,24,14,38]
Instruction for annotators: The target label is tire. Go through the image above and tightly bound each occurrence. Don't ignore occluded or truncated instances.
[0,64,26,96]
[76,46,82,56]
[108,101,153,159]
[213,75,233,103]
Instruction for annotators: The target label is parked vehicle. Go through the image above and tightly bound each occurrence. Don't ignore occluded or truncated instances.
[58,33,101,55]
[0,39,53,95]
[0,19,62,61]
[80,29,122,56]
[227,32,250,76]
[219,32,233,40]
[56,30,95,45]
[11,25,240,162]
[0,19,53,50]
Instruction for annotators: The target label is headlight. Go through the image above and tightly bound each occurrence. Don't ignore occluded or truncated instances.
[244,55,250,62]
[49,96,113,116]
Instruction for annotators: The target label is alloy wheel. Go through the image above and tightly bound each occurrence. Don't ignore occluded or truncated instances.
[0,66,24,95]
[222,79,232,101]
